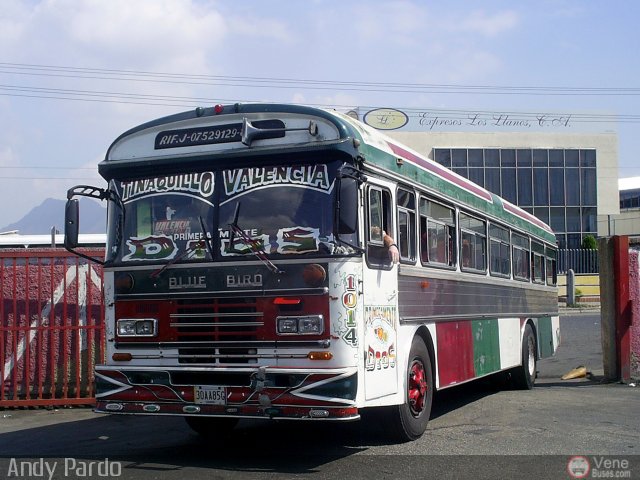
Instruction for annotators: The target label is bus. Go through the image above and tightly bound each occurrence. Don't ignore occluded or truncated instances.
[64,103,560,441]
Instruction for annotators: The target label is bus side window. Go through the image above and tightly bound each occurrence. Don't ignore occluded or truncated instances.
[419,196,455,268]
[512,233,531,281]
[459,212,487,273]
[546,246,558,286]
[396,187,416,263]
[367,186,393,268]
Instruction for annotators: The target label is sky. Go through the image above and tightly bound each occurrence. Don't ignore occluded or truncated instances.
[1,0,639,231]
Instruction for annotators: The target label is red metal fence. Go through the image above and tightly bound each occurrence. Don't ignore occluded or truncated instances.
[0,248,105,407]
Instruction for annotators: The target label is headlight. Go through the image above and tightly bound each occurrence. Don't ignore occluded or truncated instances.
[117,319,157,337]
[277,315,324,335]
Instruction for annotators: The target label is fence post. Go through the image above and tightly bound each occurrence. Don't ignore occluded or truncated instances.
[599,237,617,380]
[599,236,632,382]
[567,269,575,306]
[613,236,631,382]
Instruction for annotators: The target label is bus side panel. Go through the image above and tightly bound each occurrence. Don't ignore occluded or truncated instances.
[436,321,474,387]
[498,317,522,369]
[536,315,555,359]
[471,319,501,377]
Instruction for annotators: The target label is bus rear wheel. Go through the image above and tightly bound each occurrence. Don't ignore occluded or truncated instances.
[184,416,239,438]
[384,336,433,442]
[511,324,537,390]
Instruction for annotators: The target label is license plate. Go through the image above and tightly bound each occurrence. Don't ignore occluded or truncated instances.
[194,385,227,405]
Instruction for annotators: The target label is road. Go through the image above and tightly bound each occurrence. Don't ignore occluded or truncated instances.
[0,313,638,479]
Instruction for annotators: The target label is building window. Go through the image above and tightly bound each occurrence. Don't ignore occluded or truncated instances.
[430,147,598,247]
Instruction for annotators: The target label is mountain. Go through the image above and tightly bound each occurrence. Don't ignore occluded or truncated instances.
[0,197,107,235]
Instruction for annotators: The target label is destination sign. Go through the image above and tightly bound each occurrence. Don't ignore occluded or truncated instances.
[154,119,285,149]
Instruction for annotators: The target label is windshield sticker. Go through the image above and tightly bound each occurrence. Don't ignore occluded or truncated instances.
[185,239,207,260]
[219,231,271,257]
[122,235,178,262]
[120,172,214,202]
[276,227,319,254]
[364,306,397,371]
[223,165,331,197]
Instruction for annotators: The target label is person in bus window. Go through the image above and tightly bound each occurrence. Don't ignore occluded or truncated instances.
[371,225,399,264]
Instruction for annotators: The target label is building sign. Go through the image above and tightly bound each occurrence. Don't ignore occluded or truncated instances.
[353,107,615,134]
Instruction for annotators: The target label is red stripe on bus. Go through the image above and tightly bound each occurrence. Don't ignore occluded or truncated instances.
[503,202,554,233]
[386,142,493,202]
[436,321,475,387]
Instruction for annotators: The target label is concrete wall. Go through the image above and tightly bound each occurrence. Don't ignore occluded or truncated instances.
[605,209,640,237]
[557,274,600,302]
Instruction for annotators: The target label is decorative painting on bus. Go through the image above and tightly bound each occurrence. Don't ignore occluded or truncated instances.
[276,227,320,254]
[223,165,332,198]
[364,306,397,371]
[334,272,359,348]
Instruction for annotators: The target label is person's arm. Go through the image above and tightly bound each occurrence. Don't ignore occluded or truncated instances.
[383,232,400,264]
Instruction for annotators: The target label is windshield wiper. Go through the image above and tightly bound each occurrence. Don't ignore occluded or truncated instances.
[198,215,215,261]
[228,203,283,275]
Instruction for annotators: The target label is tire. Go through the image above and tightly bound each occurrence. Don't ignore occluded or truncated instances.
[384,336,433,442]
[184,416,239,438]
[511,324,537,390]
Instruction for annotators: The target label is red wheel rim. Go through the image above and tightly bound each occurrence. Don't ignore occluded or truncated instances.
[408,359,428,416]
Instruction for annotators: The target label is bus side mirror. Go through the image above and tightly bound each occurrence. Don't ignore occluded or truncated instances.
[64,199,80,249]
[338,177,358,234]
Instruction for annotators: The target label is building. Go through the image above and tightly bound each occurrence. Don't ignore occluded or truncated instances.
[386,131,618,248]
[610,177,640,237]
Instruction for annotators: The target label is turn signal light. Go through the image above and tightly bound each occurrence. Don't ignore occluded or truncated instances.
[273,297,301,305]
[307,351,333,361]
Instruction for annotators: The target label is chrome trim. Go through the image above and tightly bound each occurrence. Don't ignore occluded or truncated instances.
[114,339,331,348]
[401,312,558,323]
[170,322,264,327]
[116,287,329,298]
[170,312,264,318]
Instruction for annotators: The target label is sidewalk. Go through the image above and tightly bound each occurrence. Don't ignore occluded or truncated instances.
[558,302,601,315]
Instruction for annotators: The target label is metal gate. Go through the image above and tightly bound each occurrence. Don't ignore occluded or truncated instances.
[0,249,105,407]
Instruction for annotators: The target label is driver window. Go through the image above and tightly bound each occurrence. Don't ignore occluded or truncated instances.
[367,186,393,268]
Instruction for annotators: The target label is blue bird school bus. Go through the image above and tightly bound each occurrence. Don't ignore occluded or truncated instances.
[65,103,559,441]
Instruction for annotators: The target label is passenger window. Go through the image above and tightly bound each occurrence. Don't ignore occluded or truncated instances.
[546,246,558,286]
[419,197,455,268]
[489,224,510,277]
[512,233,530,281]
[397,188,416,263]
[459,213,487,273]
[531,241,545,284]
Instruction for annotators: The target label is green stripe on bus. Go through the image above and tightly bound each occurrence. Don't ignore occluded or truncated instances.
[537,316,554,358]
[472,319,501,377]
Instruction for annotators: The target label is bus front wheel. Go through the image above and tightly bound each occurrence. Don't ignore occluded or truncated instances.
[384,336,433,442]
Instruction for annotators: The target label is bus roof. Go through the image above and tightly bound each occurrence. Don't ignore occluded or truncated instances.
[102,103,556,245]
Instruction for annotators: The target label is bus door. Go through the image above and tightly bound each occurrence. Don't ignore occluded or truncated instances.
[362,184,399,400]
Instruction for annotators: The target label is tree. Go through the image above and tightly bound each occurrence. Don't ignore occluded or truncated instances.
[582,234,597,250]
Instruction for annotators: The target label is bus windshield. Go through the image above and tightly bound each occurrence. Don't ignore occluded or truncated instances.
[110,161,357,264]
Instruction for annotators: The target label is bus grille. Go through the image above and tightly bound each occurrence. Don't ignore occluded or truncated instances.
[171,298,262,364]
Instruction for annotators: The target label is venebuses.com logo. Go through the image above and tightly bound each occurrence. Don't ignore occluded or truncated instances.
[567,456,632,479]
